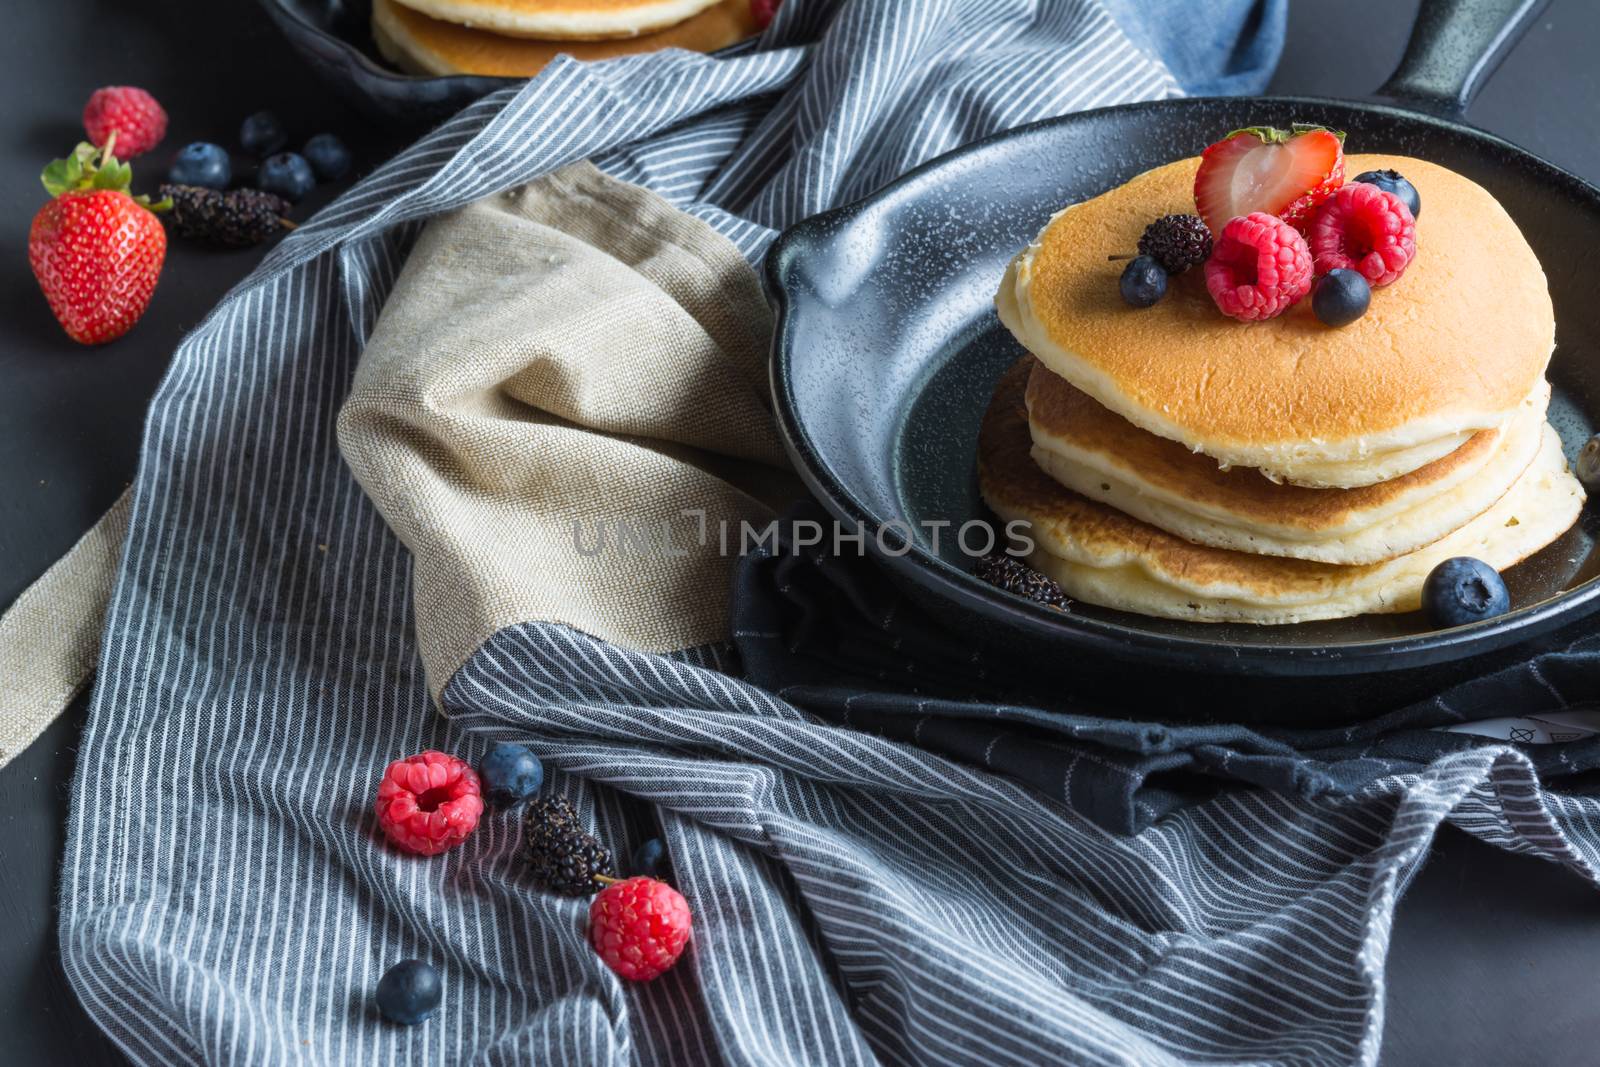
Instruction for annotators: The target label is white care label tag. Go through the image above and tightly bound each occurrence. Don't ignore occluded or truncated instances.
[1440,709,1600,744]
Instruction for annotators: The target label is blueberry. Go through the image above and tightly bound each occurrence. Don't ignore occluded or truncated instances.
[240,111,288,157]
[303,133,352,181]
[1422,557,1511,628]
[478,743,543,807]
[375,960,442,1026]
[631,838,670,880]
[1311,268,1371,327]
[1352,169,1420,219]
[167,142,232,190]
[1119,254,1167,308]
[258,152,316,202]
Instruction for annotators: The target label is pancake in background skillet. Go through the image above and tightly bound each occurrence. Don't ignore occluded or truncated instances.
[388,0,723,40]
[373,0,757,77]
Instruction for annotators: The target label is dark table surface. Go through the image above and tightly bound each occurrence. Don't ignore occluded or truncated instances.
[4,1,1599,1063]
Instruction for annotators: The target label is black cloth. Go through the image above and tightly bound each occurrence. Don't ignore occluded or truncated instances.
[733,502,1600,833]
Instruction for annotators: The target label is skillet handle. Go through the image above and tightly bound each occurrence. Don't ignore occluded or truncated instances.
[1374,0,1550,116]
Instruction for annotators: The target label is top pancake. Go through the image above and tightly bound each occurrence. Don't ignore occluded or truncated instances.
[996,154,1554,487]
[389,0,723,39]
[374,0,756,77]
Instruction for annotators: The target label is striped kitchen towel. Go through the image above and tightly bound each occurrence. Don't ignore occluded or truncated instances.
[57,2,1600,1066]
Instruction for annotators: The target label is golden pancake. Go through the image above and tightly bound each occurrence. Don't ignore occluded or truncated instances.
[389,0,722,40]
[980,361,1584,624]
[374,0,757,78]
[1025,363,1550,564]
[995,155,1555,488]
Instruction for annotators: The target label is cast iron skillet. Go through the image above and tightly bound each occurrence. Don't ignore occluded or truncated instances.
[258,0,759,124]
[768,0,1600,712]
[260,0,516,122]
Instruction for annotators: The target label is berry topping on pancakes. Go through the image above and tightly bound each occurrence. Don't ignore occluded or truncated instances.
[1119,254,1168,308]
[1353,168,1421,219]
[1311,268,1371,327]
[1306,182,1417,287]
[1194,124,1345,234]
[1203,212,1314,321]
[1137,213,1212,274]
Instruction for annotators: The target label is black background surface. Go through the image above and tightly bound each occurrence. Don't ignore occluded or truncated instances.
[2,1,1598,1063]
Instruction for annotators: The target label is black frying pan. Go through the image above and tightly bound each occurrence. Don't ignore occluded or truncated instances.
[767,0,1600,716]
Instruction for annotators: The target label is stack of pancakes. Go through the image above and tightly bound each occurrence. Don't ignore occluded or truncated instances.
[983,154,1585,624]
[372,0,760,78]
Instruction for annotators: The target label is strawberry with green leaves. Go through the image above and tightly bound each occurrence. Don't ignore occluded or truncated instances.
[29,137,169,345]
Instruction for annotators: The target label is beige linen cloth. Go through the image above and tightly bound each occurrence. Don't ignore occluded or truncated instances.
[0,490,130,769]
[337,161,800,701]
[0,160,798,768]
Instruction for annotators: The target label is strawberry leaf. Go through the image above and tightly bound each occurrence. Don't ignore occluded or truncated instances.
[92,158,132,191]
[40,158,72,197]
[39,139,138,199]
[1220,124,1347,147]
[1224,125,1291,145]
[1290,122,1346,143]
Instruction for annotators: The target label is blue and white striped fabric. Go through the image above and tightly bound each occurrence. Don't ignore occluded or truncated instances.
[61,2,1600,1064]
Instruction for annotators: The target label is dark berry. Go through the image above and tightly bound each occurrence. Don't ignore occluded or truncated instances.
[1119,254,1167,308]
[478,743,543,807]
[631,838,670,880]
[1137,214,1212,274]
[376,960,442,1026]
[258,152,315,202]
[1352,169,1420,220]
[240,110,288,157]
[161,184,292,247]
[522,795,615,896]
[1311,268,1371,327]
[1422,557,1511,628]
[303,133,352,180]
[167,142,231,190]
[975,554,1070,610]
[1576,433,1600,493]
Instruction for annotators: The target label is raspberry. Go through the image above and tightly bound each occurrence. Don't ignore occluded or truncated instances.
[590,877,692,982]
[1307,182,1416,287]
[375,751,483,856]
[1203,212,1314,321]
[83,87,168,159]
[751,0,781,29]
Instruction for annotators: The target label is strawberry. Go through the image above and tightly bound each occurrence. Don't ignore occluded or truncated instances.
[1193,124,1345,234]
[29,140,169,345]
